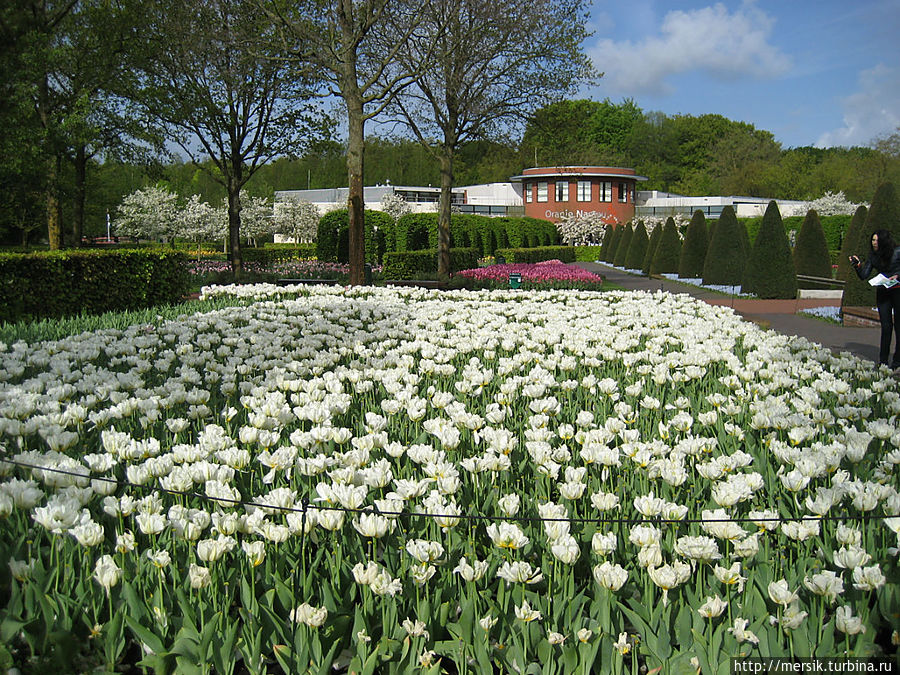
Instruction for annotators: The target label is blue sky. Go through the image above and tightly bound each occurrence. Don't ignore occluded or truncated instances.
[582,0,899,149]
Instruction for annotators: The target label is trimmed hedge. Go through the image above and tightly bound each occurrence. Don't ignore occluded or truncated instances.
[244,243,317,264]
[316,209,391,264]
[0,248,189,323]
[381,248,480,280]
[494,247,576,264]
[390,213,556,257]
[574,246,603,262]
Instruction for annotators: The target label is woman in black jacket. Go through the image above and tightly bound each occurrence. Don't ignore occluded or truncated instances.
[850,229,900,368]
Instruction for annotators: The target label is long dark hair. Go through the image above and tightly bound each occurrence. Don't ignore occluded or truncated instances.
[872,229,896,267]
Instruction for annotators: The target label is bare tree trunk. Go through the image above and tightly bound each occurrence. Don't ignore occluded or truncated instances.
[227,179,243,281]
[72,145,86,247]
[347,106,365,285]
[437,147,453,279]
[46,154,62,250]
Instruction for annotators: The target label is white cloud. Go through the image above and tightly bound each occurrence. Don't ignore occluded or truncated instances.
[816,64,900,148]
[589,2,792,95]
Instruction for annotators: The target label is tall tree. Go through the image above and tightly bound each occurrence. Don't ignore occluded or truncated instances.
[387,0,592,277]
[266,0,424,285]
[135,0,322,279]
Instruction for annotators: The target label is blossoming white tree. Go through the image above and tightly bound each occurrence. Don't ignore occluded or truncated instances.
[180,195,225,257]
[555,212,612,246]
[274,200,320,243]
[239,193,274,247]
[805,191,865,216]
[380,193,412,222]
[113,186,180,241]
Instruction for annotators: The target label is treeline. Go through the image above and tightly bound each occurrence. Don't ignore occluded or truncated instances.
[135,101,900,213]
[2,100,898,245]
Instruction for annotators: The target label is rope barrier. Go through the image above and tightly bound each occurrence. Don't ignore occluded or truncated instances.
[0,455,895,528]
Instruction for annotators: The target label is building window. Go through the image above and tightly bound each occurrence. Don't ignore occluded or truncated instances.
[577,180,591,202]
[599,181,612,202]
[537,182,548,202]
[524,183,532,203]
[555,181,569,202]
[618,182,628,202]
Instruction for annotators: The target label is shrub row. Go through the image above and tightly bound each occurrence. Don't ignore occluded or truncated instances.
[245,243,317,264]
[0,249,189,323]
[495,247,576,264]
[317,211,558,264]
[381,248,480,280]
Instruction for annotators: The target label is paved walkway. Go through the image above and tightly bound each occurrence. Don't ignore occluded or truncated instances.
[577,262,883,365]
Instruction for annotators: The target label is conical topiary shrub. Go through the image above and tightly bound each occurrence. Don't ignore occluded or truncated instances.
[742,201,797,299]
[613,223,634,267]
[836,205,867,281]
[843,182,900,308]
[678,210,708,278]
[643,222,663,275]
[738,219,751,257]
[792,209,832,279]
[604,225,622,263]
[702,206,745,286]
[649,217,681,275]
[599,224,616,262]
[624,220,649,271]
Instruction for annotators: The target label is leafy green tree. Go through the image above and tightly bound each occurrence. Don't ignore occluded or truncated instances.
[388,0,592,278]
[642,221,662,275]
[792,210,832,279]
[649,217,681,275]
[741,201,797,298]
[678,210,708,278]
[624,220,649,271]
[134,0,322,280]
[843,182,900,307]
[521,98,642,166]
[703,206,745,285]
[613,223,634,267]
[268,0,428,285]
[837,205,869,281]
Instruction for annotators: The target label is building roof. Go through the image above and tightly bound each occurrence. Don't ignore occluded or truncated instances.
[510,166,648,182]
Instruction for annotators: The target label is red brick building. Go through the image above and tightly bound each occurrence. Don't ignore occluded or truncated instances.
[511,166,647,224]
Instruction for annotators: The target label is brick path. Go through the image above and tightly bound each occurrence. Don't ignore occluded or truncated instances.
[577,262,884,366]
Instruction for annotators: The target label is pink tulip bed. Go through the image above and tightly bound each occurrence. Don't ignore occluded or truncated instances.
[455,260,604,289]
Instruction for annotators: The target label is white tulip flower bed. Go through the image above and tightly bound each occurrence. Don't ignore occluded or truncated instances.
[1,284,899,674]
